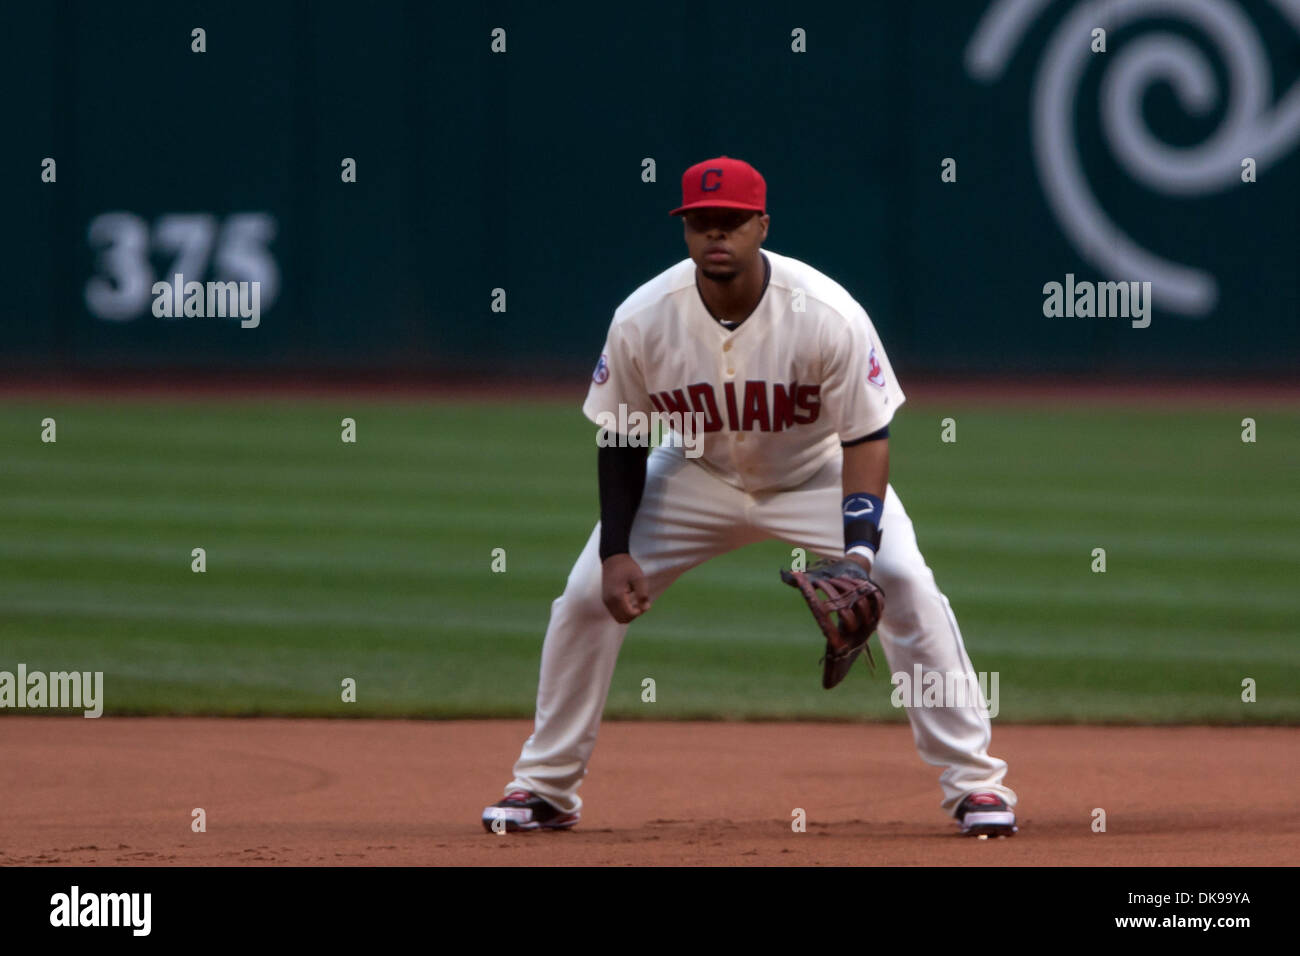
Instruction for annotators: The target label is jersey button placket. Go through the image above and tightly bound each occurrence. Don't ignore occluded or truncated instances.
[719,340,739,487]
[721,339,739,481]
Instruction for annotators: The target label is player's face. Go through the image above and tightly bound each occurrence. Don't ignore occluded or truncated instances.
[682,208,769,282]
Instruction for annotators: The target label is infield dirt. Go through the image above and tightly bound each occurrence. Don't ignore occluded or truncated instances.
[2,718,1296,866]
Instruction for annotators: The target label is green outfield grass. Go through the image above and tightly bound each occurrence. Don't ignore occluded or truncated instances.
[1,395,1297,723]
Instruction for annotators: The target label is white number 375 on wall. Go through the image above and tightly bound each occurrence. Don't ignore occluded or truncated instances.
[84,212,279,321]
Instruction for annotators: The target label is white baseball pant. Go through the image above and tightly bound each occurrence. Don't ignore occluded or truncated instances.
[507,443,1016,817]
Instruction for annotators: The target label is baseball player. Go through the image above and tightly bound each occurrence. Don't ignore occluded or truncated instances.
[483,156,1017,837]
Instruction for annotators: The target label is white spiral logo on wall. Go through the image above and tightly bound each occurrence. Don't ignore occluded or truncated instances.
[967,0,1300,316]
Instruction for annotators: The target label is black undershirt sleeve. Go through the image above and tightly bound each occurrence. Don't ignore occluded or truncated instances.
[597,442,649,560]
[841,424,890,447]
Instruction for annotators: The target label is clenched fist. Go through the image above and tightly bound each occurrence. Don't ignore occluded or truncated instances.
[601,553,651,623]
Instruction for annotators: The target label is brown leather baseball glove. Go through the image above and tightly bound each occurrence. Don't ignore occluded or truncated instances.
[780,558,885,689]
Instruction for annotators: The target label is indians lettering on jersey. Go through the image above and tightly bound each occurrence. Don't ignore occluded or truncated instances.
[581,251,906,492]
[648,380,820,432]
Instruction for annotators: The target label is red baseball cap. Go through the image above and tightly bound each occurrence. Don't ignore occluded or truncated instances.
[669,156,766,216]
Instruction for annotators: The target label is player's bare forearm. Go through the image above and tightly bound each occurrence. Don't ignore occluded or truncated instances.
[842,437,889,501]
[841,438,889,571]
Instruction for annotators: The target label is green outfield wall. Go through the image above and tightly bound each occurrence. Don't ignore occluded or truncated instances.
[7,0,1299,375]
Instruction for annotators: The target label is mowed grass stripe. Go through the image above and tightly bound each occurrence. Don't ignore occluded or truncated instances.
[11,499,1289,563]
[3,547,1294,619]
[0,494,587,532]
[0,589,1269,657]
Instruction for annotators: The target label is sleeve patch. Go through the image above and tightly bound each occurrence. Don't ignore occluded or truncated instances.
[867,345,886,387]
[592,353,610,384]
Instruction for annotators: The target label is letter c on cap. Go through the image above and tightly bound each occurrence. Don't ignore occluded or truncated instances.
[701,168,723,191]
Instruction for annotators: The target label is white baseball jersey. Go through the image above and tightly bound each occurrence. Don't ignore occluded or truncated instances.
[582,250,906,493]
